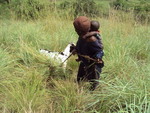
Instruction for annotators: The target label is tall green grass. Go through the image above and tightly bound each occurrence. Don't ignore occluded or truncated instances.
[0,13,150,112]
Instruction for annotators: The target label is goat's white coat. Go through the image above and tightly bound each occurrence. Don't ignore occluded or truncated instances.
[40,44,73,69]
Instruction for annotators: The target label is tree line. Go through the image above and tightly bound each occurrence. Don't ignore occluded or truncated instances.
[0,0,149,23]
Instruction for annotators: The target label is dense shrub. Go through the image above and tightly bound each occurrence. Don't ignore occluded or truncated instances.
[0,0,6,4]
[0,0,149,23]
[59,1,71,10]
[0,0,11,4]
[112,0,150,23]
[0,3,11,19]
[59,0,108,18]
[134,1,150,23]
[73,0,100,17]
[9,0,50,20]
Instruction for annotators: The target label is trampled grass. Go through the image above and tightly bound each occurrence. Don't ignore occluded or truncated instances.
[0,14,150,113]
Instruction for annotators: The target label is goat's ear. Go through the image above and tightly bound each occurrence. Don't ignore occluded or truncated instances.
[71,43,75,46]
[69,42,74,44]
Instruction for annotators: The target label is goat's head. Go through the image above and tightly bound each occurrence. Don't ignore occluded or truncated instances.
[69,43,76,53]
[62,43,75,55]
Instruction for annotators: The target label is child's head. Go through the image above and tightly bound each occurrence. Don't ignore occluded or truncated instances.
[90,20,100,31]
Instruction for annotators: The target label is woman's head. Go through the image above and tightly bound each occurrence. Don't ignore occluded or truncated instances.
[73,16,91,36]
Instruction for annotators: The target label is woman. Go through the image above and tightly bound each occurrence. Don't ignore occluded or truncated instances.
[73,16,104,91]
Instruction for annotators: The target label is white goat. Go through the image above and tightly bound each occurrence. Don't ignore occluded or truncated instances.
[40,43,75,69]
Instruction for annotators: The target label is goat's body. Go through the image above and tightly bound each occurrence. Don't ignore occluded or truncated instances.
[40,43,74,69]
[40,50,68,68]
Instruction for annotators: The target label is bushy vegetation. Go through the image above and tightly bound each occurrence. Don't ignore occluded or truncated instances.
[58,0,110,18]
[11,0,51,20]
[112,0,150,23]
[0,0,54,20]
[0,0,150,112]
[0,0,149,23]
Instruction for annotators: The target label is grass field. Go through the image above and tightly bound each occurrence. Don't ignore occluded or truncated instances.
[0,12,150,112]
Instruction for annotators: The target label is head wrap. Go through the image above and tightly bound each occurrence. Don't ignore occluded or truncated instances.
[73,16,91,36]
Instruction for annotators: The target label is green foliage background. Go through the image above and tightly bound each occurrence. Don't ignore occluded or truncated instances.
[0,0,150,23]
[0,0,150,113]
